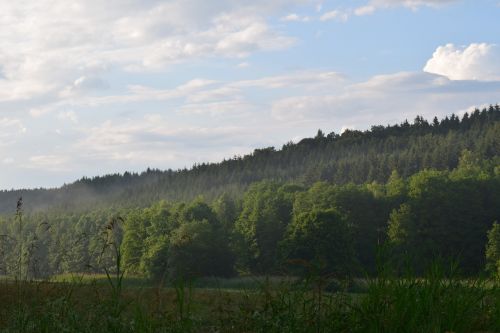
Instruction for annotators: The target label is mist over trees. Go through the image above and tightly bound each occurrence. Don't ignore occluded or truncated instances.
[0,106,498,279]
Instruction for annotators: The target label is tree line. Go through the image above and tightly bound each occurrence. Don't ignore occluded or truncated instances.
[0,105,498,215]
[0,150,498,279]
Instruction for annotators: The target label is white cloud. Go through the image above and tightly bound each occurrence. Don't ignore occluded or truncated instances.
[14,68,497,178]
[320,10,349,21]
[29,106,55,118]
[271,71,500,125]
[213,17,295,57]
[186,86,242,104]
[74,117,260,167]
[2,66,500,189]
[424,43,500,81]
[0,118,27,142]
[321,0,457,22]
[24,71,343,118]
[354,5,376,16]
[26,155,71,172]
[57,111,79,123]
[180,100,255,116]
[373,0,457,9]
[280,13,311,22]
[0,0,307,103]
[232,71,344,89]
[26,78,219,117]
[322,0,458,21]
[2,157,14,165]
[354,0,458,15]
[66,76,109,95]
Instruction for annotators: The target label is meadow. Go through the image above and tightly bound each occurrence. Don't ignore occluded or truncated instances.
[0,263,499,333]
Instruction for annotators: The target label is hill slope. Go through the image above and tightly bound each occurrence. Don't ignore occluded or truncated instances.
[0,105,499,214]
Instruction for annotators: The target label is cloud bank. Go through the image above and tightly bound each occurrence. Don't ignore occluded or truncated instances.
[0,0,308,103]
[424,43,500,81]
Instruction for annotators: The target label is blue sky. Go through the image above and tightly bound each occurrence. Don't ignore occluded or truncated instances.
[0,0,499,189]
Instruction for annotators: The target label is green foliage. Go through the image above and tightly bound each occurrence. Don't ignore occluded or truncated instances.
[352,261,497,333]
[122,200,236,281]
[213,193,239,230]
[486,222,500,277]
[139,235,170,280]
[282,208,354,276]
[291,182,389,273]
[168,220,234,280]
[0,156,498,279]
[234,182,297,274]
[121,210,148,273]
[386,170,406,198]
[387,203,413,245]
[388,166,499,274]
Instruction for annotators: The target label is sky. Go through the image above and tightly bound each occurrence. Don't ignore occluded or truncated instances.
[0,0,499,189]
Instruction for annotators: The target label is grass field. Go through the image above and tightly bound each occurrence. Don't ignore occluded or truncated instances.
[0,267,499,333]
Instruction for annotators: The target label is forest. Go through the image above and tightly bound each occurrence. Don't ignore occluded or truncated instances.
[0,105,498,215]
[0,105,499,280]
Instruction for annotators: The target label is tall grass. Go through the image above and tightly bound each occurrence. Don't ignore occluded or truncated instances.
[349,260,499,333]
[0,262,498,332]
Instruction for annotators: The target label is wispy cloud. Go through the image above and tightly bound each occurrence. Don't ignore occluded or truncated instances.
[353,0,459,16]
[320,10,349,22]
[318,0,460,21]
[281,13,311,22]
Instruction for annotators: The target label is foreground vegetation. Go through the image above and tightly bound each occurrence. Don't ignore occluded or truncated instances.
[1,262,499,333]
